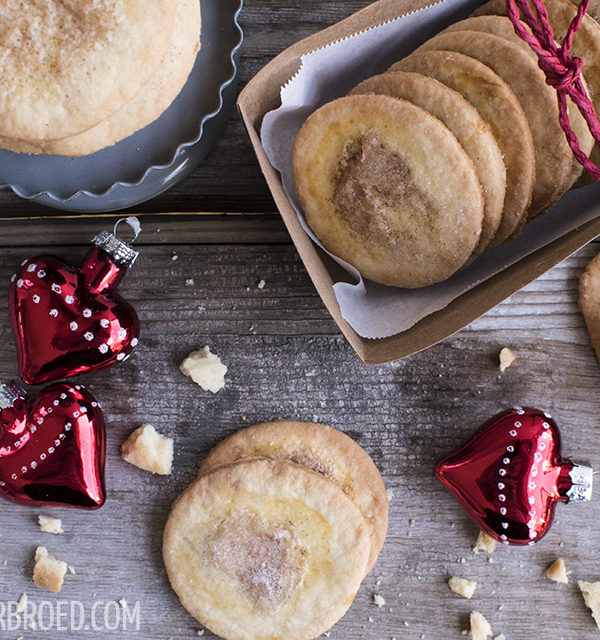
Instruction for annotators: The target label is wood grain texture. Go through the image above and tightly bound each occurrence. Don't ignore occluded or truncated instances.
[1,1,600,639]
[0,216,599,640]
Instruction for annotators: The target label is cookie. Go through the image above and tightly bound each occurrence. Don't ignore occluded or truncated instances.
[391,50,535,246]
[163,458,370,640]
[0,0,177,143]
[1,0,200,157]
[443,15,594,192]
[579,252,600,363]
[198,419,388,573]
[292,94,484,288]
[473,0,600,180]
[417,30,572,216]
[570,0,600,24]
[349,71,506,255]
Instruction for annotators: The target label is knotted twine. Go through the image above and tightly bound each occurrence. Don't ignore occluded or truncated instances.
[505,0,600,180]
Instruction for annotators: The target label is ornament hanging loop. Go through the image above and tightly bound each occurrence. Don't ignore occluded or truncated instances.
[93,218,140,269]
[113,216,141,244]
[0,383,25,410]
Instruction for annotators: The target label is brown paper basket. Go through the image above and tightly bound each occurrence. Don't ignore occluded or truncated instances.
[237,0,600,365]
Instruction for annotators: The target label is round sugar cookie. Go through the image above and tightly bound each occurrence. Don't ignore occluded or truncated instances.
[0,0,200,157]
[443,15,594,192]
[474,0,600,182]
[163,458,371,640]
[579,252,600,364]
[391,50,535,246]
[292,94,484,288]
[418,30,572,216]
[0,0,177,142]
[349,71,506,255]
[198,420,389,573]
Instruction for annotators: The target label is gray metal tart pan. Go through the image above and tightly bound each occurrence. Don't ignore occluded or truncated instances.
[0,0,243,212]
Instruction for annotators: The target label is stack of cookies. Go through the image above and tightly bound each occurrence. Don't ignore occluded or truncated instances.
[163,420,388,640]
[293,0,599,289]
[0,0,201,157]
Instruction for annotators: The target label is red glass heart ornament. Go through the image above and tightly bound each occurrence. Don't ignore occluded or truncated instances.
[0,382,105,509]
[436,408,593,545]
[9,218,141,385]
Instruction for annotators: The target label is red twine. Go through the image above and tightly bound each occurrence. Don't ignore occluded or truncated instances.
[506,0,600,180]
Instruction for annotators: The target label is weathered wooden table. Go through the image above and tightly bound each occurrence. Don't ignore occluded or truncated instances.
[1,2,600,639]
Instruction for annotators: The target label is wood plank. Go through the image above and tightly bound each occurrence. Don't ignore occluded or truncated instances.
[0,219,599,639]
[0,214,287,247]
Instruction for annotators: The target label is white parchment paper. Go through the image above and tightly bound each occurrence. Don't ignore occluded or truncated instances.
[261,0,600,339]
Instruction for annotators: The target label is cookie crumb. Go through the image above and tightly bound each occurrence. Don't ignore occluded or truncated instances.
[473,530,497,554]
[33,547,67,593]
[185,278,195,286]
[579,581,600,629]
[449,576,477,599]
[122,424,174,475]
[171,254,179,262]
[493,635,506,640]
[197,631,205,637]
[16,593,27,614]
[68,566,76,575]
[386,488,394,502]
[257,279,266,289]
[469,611,492,640]
[38,515,63,535]
[499,347,515,372]
[373,593,385,607]
[546,558,568,584]
[180,346,227,393]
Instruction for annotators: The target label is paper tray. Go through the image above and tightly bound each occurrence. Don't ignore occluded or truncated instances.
[237,0,600,365]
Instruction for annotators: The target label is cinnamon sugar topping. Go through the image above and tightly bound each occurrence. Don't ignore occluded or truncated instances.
[0,1,122,72]
[332,132,436,247]
[209,513,307,609]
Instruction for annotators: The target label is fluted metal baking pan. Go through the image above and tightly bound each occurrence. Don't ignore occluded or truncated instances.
[0,0,243,212]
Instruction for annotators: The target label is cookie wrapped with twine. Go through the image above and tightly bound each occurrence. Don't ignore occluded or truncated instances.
[505,0,600,180]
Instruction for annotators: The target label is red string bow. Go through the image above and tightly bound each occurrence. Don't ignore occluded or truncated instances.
[506,0,600,180]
